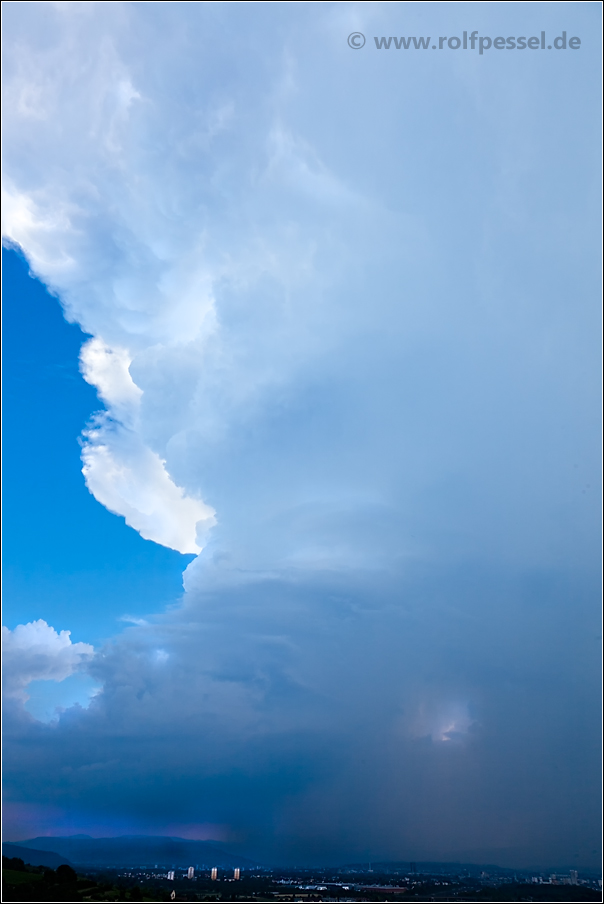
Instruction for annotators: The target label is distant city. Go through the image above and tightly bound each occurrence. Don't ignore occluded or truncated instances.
[2,836,602,902]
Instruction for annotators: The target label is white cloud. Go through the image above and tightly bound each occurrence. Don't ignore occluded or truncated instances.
[80,338,142,422]
[79,337,215,554]
[1,3,359,556]
[2,620,94,703]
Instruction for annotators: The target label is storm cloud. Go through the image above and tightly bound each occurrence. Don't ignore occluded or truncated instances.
[2,1,600,870]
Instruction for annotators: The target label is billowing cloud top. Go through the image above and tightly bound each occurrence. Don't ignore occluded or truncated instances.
[79,337,215,553]
[2,1,600,869]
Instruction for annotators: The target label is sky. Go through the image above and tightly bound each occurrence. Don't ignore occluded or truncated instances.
[1,0,601,870]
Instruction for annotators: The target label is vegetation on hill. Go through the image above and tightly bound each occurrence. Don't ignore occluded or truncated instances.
[2,856,169,902]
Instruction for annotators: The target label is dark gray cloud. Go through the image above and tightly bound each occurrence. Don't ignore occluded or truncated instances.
[4,557,600,867]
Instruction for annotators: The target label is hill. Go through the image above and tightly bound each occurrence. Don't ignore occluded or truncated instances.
[13,835,259,868]
[2,843,75,869]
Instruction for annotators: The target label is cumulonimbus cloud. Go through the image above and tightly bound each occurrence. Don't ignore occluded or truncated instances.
[1,0,600,868]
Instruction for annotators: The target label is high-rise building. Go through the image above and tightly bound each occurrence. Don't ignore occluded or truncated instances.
[234,868,241,880]
[167,871,175,881]
[187,866,195,879]
[211,868,218,880]
[570,871,578,885]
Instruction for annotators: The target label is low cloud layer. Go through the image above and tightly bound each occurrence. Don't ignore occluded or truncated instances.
[2,1,600,869]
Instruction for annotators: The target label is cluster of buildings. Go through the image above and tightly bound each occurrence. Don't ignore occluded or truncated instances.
[166,867,242,881]
[531,871,579,885]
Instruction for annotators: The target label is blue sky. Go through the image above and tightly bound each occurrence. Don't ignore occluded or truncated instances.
[3,248,193,643]
[2,1,601,869]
